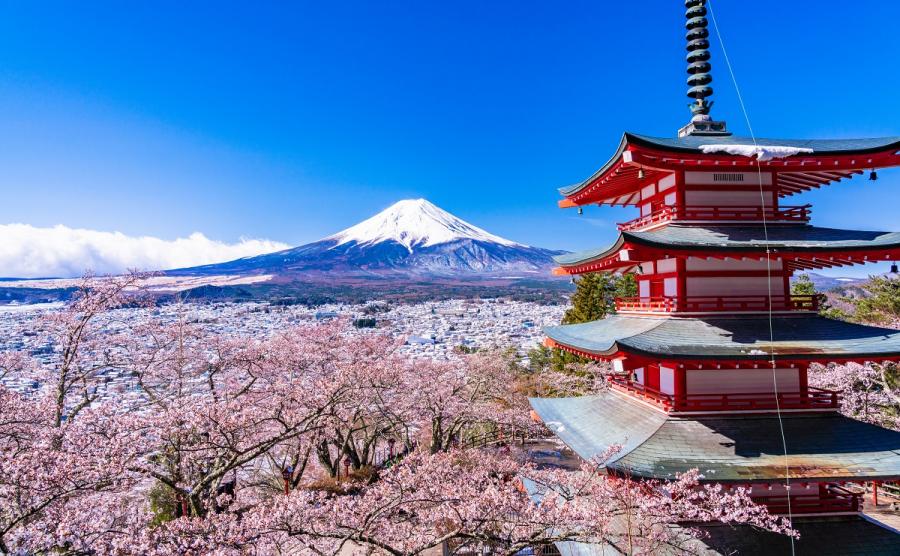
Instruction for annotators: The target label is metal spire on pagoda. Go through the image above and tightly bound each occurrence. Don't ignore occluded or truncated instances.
[678,0,729,137]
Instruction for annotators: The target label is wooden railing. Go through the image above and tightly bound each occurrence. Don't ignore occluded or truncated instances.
[758,485,860,515]
[608,376,841,412]
[614,294,820,314]
[617,204,811,231]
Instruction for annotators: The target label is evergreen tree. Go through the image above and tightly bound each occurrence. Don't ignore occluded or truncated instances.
[790,273,816,296]
[535,272,637,372]
[791,273,843,319]
[852,275,900,325]
[563,272,636,324]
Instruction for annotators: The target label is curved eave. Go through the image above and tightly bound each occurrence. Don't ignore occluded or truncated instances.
[553,236,625,268]
[558,134,630,197]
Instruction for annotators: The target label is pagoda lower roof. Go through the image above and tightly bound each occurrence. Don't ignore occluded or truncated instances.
[529,391,900,483]
[554,224,900,269]
[554,517,900,556]
[543,314,900,362]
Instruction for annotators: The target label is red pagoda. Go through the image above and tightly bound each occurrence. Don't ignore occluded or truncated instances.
[530,1,900,552]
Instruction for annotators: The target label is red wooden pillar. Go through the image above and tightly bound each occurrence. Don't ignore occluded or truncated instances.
[798,364,809,405]
[673,364,687,411]
[675,170,685,220]
[676,257,687,312]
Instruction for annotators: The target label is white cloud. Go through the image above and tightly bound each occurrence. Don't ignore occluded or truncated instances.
[0,224,290,278]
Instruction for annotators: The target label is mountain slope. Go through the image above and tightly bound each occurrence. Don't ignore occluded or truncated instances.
[172,199,563,280]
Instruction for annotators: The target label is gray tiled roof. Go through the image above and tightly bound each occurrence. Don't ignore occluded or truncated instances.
[554,225,900,266]
[529,395,900,483]
[559,132,900,196]
[528,392,667,463]
[616,413,900,482]
[555,517,900,556]
[694,517,900,556]
[544,314,900,361]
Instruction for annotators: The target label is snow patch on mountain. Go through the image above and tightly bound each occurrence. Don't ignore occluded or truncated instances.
[324,199,524,252]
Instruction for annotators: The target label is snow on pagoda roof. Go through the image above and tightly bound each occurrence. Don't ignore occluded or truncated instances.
[530,391,900,483]
[554,224,900,268]
[543,314,900,361]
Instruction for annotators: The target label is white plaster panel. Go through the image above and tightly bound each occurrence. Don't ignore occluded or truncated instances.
[659,366,675,395]
[686,368,799,394]
[686,257,783,271]
[686,276,784,296]
[639,280,650,298]
[656,258,677,273]
[663,278,677,296]
[658,174,677,190]
[684,190,773,207]
[641,183,657,200]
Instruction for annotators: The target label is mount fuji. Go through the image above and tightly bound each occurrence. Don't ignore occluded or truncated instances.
[171,199,563,281]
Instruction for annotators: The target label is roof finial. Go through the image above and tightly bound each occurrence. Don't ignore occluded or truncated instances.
[685,0,713,118]
[678,0,729,137]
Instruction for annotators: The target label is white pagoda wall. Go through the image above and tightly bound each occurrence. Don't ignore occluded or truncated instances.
[686,368,799,395]
[638,174,677,216]
[659,364,675,395]
[683,171,775,208]
[683,190,774,207]
[684,257,787,298]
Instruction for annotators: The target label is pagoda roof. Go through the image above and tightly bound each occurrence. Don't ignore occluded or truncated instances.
[530,391,900,483]
[554,224,900,270]
[543,314,900,362]
[553,517,900,556]
[629,132,900,157]
[559,132,900,205]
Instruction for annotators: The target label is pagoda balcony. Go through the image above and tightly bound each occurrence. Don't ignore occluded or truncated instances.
[614,294,820,314]
[755,485,861,515]
[608,375,841,412]
[616,204,811,231]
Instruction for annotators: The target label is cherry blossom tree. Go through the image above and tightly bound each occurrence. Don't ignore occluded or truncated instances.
[0,275,799,554]
[809,361,900,430]
[200,449,793,556]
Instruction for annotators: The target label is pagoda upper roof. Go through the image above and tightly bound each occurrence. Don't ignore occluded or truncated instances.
[554,224,900,270]
[530,391,900,483]
[559,132,900,205]
[543,314,900,362]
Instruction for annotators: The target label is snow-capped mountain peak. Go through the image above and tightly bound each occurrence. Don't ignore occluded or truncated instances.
[324,199,525,252]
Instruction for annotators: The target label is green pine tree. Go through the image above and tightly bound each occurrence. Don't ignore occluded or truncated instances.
[792,273,848,320]
[790,273,816,296]
[562,272,636,324]
[537,272,637,372]
[851,275,900,325]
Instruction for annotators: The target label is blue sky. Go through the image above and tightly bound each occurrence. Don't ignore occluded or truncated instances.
[1,1,898,277]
